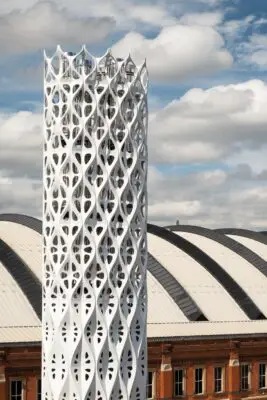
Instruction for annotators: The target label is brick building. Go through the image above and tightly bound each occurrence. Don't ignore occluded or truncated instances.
[0,214,267,400]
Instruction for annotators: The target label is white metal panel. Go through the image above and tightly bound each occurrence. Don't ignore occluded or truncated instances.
[147,320,267,338]
[147,233,248,321]
[178,232,267,318]
[147,271,188,323]
[0,221,42,281]
[43,48,148,400]
[227,235,267,262]
[0,261,40,326]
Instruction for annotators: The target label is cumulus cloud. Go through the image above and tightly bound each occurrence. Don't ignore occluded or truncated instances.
[239,34,267,69]
[0,175,42,217]
[179,11,224,26]
[0,102,267,229]
[147,165,267,229]
[218,15,255,40]
[149,79,267,163]
[227,147,267,174]
[0,0,178,30]
[149,200,202,221]
[0,111,42,177]
[1,78,267,229]
[125,4,177,27]
[112,24,232,82]
[0,1,115,55]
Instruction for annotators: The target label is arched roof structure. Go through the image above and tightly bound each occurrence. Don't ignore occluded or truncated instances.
[1,214,267,342]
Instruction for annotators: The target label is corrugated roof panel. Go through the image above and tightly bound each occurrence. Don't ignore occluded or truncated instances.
[0,221,42,282]
[147,253,205,321]
[2,321,267,343]
[147,272,188,323]
[148,233,248,322]
[0,214,42,234]
[170,226,267,281]
[0,326,41,343]
[0,262,40,326]
[147,320,267,338]
[178,232,267,319]
[227,235,267,263]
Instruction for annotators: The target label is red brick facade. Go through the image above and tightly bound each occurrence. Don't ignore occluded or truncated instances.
[148,337,267,399]
[1,337,267,399]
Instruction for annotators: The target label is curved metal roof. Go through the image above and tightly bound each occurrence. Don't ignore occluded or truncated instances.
[147,253,207,321]
[0,238,41,320]
[0,214,267,333]
[168,226,267,319]
[147,232,248,321]
[215,228,267,246]
[0,214,206,322]
[0,221,42,282]
[0,214,42,234]
[225,236,267,265]
[147,271,189,323]
[168,225,267,279]
[149,224,263,320]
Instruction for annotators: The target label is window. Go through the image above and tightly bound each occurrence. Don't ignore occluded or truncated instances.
[259,363,267,389]
[174,368,184,396]
[10,379,24,400]
[195,367,205,395]
[240,364,251,391]
[147,370,155,399]
[214,366,224,393]
[37,378,41,400]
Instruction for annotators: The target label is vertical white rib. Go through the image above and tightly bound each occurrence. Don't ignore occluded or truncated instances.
[43,46,148,400]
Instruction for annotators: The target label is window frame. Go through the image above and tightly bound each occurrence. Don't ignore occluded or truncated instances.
[146,369,156,399]
[240,363,251,392]
[194,366,206,395]
[259,362,267,390]
[214,365,225,394]
[9,378,25,400]
[174,367,185,397]
[36,377,41,400]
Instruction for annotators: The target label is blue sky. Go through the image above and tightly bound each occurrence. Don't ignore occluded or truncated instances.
[0,0,267,229]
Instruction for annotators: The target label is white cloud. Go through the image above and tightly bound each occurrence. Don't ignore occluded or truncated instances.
[226,147,267,174]
[0,1,115,55]
[0,0,178,30]
[0,175,42,217]
[179,11,223,26]
[240,34,267,69]
[149,79,267,163]
[112,25,232,82]
[0,111,42,177]
[219,15,255,39]
[149,200,202,220]
[147,165,267,229]
[127,4,177,27]
[218,17,267,69]
[0,102,266,229]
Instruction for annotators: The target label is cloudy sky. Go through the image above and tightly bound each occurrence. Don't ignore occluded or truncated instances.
[0,0,267,229]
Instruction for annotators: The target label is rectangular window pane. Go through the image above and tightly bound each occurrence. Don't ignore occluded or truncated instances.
[37,379,41,400]
[195,368,203,394]
[147,371,153,399]
[241,364,250,391]
[174,369,184,396]
[214,367,223,393]
[10,379,23,400]
[259,364,266,389]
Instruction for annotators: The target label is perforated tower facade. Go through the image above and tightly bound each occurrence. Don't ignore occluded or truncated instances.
[42,46,148,400]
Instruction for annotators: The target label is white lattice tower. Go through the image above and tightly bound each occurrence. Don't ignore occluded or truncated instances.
[42,46,148,400]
